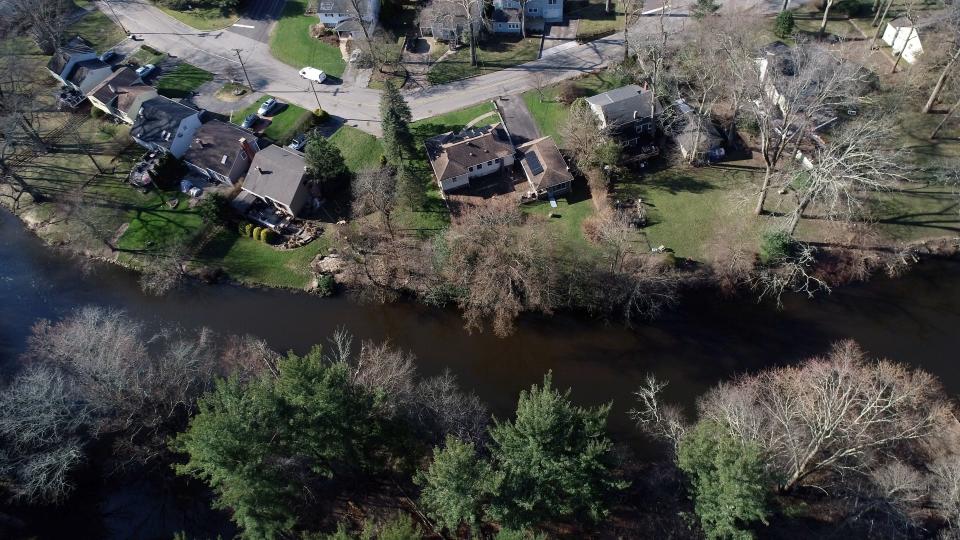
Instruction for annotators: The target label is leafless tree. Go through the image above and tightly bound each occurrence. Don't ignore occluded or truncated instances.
[750,241,830,307]
[786,117,903,235]
[930,456,960,532]
[352,166,397,237]
[0,365,93,503]
[441,0,484,66]
[415,370,488,444]
[7,0,71,55]
[218,334,281,381]
[348,340,418,415]
[138,239,191,296]
[922,8,960,114]
[629,375,687,452]
[560,99,618,170]
[697,340,950,493]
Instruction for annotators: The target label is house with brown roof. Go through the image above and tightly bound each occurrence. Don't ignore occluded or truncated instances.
[183,121,261,185]
[516,136,573,198]
[87,67,158,124]
[241,145,312,217]
[425,123,516,194]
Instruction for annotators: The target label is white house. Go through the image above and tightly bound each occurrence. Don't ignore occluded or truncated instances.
[492,0,563,33]
[883,17,923,65]
[130,97,203,158]
[47,37,113,94]
[316,0,378,37]
[425,123,516,194]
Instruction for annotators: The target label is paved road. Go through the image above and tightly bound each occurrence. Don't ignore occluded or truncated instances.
[495,95,540,145]
[228,0,286,43]
[99,0,696,136]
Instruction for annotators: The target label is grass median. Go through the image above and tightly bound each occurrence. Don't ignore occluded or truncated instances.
[270,0,346,78]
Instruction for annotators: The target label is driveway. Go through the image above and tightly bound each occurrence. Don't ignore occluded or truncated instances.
[495,95,540,145]
[227,0,286,43]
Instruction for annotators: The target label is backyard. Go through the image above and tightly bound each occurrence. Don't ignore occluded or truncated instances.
[156,63,214,98]
[522,71,631,143]
[196,228,330,289]
[116,193,205,252]
[427,36,542,85]
[233,96,313,143]
[270,0,346,78]
[329,126,384,173]
[65,8,127,52]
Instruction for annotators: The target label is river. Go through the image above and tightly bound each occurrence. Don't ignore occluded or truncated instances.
[1,208,959,536]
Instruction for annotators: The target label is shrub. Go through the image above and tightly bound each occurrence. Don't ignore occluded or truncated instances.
[313,108,330,124]
[197,193,231,226]
[90,107,105,119]
[149,153,186,190]
[261,229,275,244]
[775,11,795,38]
[557,81,587,105]
[759,230,794,265]
[315,274,335,297]
[252,226,262,240]
[243,223,253,237]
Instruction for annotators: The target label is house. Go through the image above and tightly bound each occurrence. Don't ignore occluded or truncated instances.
[517,136,573,198]
[183,120,261,185]
[419,0,479,43]
[87,67,158,124]
[316,0,378,38]
[425,123,516,194]
[674,100,725,163]
[882,17,923,64]
[47,37,112,93]
[130,96,203,158]
[491,0,562,33]
[585,85,660,146]
[241,145,313,217]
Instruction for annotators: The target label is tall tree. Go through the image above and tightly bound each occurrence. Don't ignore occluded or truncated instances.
[678,420,770,539]
[305,135,348,190]
[416,436,500,533]
[380,80,413,167]
[352,166,398,236]
[487,373,627,529]
[922,3,960,113]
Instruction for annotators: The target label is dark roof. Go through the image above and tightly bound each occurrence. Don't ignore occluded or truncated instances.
[517,136,573,191]
[317,0,370,16]
[888,16,912,27]
[493,8,520,23]
[425,123,516,181]
[130,96,198,147]
[88,67,145,104]
[585,85,660,126]
[47,36,94,75]
[676,115,724,155]
[66,58,110,88]
[243,146,309,209]
[334,18,363,32]
[183,120,258,176]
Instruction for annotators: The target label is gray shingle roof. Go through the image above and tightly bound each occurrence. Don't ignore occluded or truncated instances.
[47,36,94,76]
[425,123,515,181]
[66,58,110,91]
[130,96,198,148]
[585,84,659,126]
[183,120,258,177]
[317,0,370,16]
[243,145,309,209]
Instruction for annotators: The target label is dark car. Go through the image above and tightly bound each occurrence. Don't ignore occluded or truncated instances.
[287,133,307,151]
[241,113,257,129]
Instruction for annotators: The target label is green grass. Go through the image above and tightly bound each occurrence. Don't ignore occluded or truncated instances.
[427,36,541,85]
[156,63,213,98]
[570,0,624,40]
[411,102,496,132]
[614,166,765,261]
[522,72,629,144]
[66,8,127,52]
[522,181,596,250]
[329,126,384,173]
[270,0,346,77]
[116,193,205,252]
[233,96,312,143]
[196,228,329,288]
[128,46,166,67]
[155,4,239,30]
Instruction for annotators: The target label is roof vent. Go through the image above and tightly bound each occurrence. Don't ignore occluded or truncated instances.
[220,155,228,164]
[108,84,116,94]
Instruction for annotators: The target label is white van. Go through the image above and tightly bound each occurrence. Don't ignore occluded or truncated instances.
[299,67,327,83]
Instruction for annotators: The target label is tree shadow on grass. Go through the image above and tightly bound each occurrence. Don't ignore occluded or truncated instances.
[644,174,715,195]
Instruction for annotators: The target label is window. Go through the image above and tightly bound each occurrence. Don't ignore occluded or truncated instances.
[477,163,483,170]
[528,7,538,13]
[508,22,519,29]
[468,166,474,171]
[487,160,492,165]
[548,0,557,4]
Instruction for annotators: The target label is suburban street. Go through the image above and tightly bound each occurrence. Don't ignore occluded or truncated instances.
[96,0,694,134]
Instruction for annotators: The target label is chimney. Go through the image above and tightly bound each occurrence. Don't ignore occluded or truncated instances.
[239,137,256,161]
[633,110,639,120]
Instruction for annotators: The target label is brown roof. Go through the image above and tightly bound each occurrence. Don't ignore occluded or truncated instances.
[517,136,573,191]
[425,123,515,181]
[89,67,142,101]
[183,120,258,176]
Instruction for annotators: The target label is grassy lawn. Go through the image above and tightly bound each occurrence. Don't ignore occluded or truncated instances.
[329,126,384,173]
[522,72,629,144]
[66,8,127,52]
[196,228,329,288]
[522,180,596,250]
[233,96,312,143]
[270,0,346,77]
[156,63,213,98]
[116,192,205,252]
[428,36,541,85]
[570,0,624,40]
[128,46,166,67]
[155,4,239,30]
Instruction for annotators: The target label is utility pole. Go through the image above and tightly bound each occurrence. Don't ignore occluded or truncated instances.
[103,0,129,35]
[308,79,322,110]
[232,49,253,90]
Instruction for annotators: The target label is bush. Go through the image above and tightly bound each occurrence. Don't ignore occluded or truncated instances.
[759,230,794,265]
[243,223,253,237]
[252,226,262,240]
[149,153,186,190]
[260,229,275,244]
[775,11,795,38]
[557,81,587,105]
[91,107,105,119]
[197,193,231,226]
[315,274,335,297]
[313,108,330,124]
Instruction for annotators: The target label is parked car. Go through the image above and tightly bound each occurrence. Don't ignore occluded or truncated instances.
[298,67,326,83]
[257,97,279,116]
[135,64,156,78]
[287,133,308,151]
[241,113,257,129]
[99,50,116,62]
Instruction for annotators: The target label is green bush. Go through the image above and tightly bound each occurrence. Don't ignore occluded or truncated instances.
[197,193,231,226]
[243,223,253,237]
[313,108,330,124]
[775,11,795,38]
[759,230,794,265]
[315,274,335,297]
[261,229,276,243]
[91,107,105,119]
[252,226,262,240]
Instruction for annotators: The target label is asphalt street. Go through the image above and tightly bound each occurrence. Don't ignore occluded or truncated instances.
[228,0,286,43]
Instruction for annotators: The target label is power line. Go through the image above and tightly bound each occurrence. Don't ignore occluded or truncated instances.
[232,49,254,91]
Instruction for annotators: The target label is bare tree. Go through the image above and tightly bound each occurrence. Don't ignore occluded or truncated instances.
[352,166,398,237]
[786,117,903,235]
[629,375,688,452]
[415,370,488,444]
[930,456,960,532]
[696,340,950,493]
[7,0,70,54]
[750,241,830,307]
[442,0,484,66]
[139,239,191,296]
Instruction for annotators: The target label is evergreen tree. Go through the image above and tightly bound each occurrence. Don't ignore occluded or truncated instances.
[173,349,394,538]
[774,10,795,38]
[416,436,501,532]
[379,80,413,168]
[677,420,770,540]
[487,373,627,529]
[691,0,720,19]
[305,135,348,189]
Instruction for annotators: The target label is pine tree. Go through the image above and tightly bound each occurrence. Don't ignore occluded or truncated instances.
[487,373,627,529]
[774,10,795,38]
[416,436,501,532]
[677,420,770,539]
[379,80,413,168]
[691,0,720,19]
[304,135,348,190]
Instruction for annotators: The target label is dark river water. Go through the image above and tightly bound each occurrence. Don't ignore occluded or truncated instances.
[1,207,959,537]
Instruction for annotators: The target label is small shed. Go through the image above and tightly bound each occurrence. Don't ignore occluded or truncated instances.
[882,17,923,64]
